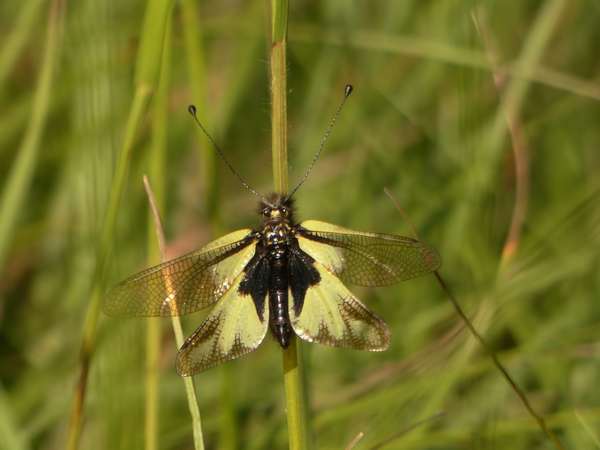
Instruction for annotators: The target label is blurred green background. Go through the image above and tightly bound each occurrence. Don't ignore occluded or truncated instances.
[1,0,599,449]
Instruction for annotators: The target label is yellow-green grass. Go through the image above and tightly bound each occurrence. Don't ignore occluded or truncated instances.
[1,1,599,449]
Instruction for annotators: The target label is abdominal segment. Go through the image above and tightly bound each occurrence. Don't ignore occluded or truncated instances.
[269,257,292,348]
[239,233,322,348]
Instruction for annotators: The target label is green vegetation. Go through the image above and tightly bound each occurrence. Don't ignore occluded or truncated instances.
[1,1,599,449]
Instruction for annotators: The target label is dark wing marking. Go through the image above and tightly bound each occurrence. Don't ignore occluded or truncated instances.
[288,244,321,315]
[104,229,257,317]
[297,220,440,287]
[176,272,269,375]
[238,247,270,321]
[288,259,390,351]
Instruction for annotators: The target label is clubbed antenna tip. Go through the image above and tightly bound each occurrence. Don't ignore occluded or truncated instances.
[187,103,265,202]
[286,84,354,200]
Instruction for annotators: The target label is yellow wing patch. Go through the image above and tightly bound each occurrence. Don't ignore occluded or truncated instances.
[301,220,356,234]
[288,257,390,351]
[176,271,269,375]
[298,219,440,287]
[297,220,346,273]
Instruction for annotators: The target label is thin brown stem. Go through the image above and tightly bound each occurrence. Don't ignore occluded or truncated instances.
[432,272,564,450]
[383,188,566,450]
[472,10,530,268]
[143,176,167,255]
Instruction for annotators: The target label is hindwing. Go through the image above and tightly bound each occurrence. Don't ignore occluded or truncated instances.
[176,270,269,375]
[288,248,390,351]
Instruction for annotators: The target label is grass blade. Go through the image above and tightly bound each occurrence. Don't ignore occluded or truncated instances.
[384,188,566,450]
[0,0,64,273]
[271,0,289,196]
[143,15,173,450]
[0,383,28,450]
[143,176,206,450]
[0,0,45,93]
[65,0,174,448]
[270,1,309,449]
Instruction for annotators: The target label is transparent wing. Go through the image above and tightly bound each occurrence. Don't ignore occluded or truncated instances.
[297,220,440,287]
[289,259,390,350]
[104,229,257,317]
[176,272,269,375]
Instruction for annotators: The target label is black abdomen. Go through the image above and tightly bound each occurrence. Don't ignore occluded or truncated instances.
[269,255,293,348]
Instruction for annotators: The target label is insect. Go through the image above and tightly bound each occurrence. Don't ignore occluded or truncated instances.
[104,85,441,376]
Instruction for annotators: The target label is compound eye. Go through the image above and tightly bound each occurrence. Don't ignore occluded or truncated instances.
[262,207,271,216]
[281,207,287,215]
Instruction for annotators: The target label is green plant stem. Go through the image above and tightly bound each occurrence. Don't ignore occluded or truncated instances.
[169,317,205,450]
[0,0,64,274]
[143,177,205,450]
[384,188,566,450]
[66,77,153,450]
[66,1,174,448]
[144,316,160,450]
[0,0,45,94]
[271,0,289,195]
[144,17,173,450]
[270,2,309,449]
[282,339,309,450]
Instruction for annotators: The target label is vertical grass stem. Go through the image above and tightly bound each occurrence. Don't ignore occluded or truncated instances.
[143,17,173,450]
[271,0,289,195]
[143,177,206,450]
[0,0,64,273]
[66,0,173,447]
[0,0,45,93]
[270,1,309,449]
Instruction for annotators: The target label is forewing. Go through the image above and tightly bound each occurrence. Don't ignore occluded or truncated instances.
[104,229,256,317]
[176,272,269,375]
[289,260,390,351]
[298,220,440,287]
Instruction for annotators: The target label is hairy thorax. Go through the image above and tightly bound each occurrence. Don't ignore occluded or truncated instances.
[258,192,296,260]
[263,221,292,260]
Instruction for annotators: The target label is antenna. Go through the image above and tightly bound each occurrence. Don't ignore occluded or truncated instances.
[287,84,353,200]
[188,105,268,203]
